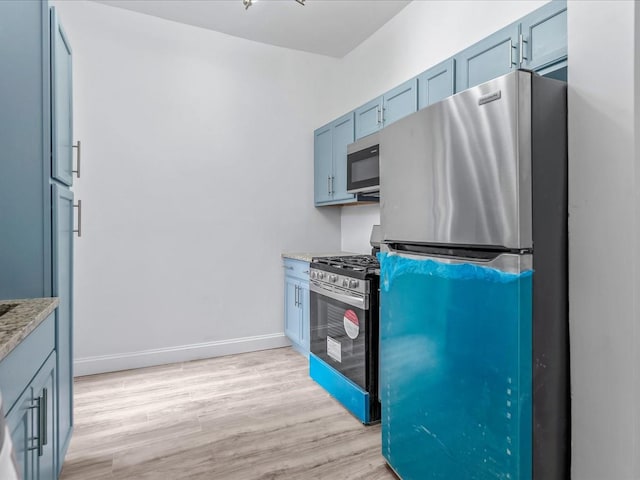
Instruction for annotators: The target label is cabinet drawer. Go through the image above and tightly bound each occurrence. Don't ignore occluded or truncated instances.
[0,312,55,415]
[283,259,310,281]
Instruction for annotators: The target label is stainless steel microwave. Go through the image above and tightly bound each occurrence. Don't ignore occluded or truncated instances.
[346,133,380,194]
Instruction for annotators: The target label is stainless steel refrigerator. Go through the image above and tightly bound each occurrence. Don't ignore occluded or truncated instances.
[378,70,568,480]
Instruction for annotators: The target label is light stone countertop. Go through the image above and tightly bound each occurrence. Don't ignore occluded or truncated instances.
[0,298,59,363]
[281,252,358,263]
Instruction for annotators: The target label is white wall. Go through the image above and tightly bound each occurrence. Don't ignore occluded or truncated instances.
[53,0,343,375]
[568,2,640,478]
[336,0,548,255]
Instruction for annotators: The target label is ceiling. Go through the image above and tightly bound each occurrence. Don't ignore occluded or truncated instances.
[92,0,412,58]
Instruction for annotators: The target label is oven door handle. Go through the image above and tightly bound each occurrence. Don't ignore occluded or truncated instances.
[310,282,368,310]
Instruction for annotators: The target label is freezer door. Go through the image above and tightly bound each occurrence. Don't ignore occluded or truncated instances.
[379,251,533,480]
[380,70,532,250]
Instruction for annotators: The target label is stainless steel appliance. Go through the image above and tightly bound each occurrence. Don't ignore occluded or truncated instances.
[379,70,568,480]
[346,133,380,194]
[308,255,380,424]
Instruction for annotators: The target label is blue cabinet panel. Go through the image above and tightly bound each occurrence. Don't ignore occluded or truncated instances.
[0,313,55,415]
[0,0,51,300]
[331,113,355,202]
[418,58,456,109]
[4,328,57,480]
[50,8,74,187]
[31,353,57,480]
[521,0,567,72]
[52,184,73,471]
[283,259,310,355]
[284,276,301,343]
[455,23,519,91]
[355,97,382,140]
[383,78,417,126]
[299,283,309,352]
[313,125,333,204]
[314,113,356,206]
[7,385,34,480]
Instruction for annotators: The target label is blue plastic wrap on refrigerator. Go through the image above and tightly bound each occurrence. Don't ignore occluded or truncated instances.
[379,252,533,480]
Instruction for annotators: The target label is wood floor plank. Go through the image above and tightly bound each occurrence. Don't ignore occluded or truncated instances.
[61,347,396,480]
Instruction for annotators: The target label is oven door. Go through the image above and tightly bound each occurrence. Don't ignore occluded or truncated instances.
[310,282,369,390]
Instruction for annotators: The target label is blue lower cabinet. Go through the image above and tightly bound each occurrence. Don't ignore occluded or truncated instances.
[283,259,310,355]
[1,314,58,480]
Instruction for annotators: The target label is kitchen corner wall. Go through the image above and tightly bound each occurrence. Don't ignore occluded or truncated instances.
[568,2,640,479]
[334,0,548,255]
[53,0,343,375]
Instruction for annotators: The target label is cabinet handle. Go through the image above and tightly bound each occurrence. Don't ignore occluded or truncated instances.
[377,106,382,125]
[327,175,331,195]
[74,200,82,237]
[41,388,48,446]
[295,285,300,307]
[283,265,294,270]
[509,39,516,67]
[27,397,43,456]
[519,33,527,65]
[330,176,335,195]
[303,270,310,274]
[72,140,81,178]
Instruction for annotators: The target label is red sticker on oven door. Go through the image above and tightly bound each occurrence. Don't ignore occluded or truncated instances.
[344,309,360,339]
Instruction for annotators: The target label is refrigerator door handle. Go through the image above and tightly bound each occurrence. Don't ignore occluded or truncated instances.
[384,246,532,274]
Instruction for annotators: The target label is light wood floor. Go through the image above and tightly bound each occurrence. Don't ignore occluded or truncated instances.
[60,347,397,479]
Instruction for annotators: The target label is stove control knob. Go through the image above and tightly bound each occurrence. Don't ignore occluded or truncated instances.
[310,271,317,279]
[330,275,338,283]
[349,279,359,289]
[342,278,349,287]
[319,272,326,280]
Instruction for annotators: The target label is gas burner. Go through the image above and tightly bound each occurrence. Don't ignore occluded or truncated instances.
[313,255,379,271]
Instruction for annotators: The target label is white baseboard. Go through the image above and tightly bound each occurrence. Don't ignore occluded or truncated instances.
[74,333,292,377]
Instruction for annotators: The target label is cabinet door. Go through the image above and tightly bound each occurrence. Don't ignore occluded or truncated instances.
[455,23,519,91]
[31,353,57,480]
[298,282,310,353]
[355,97,383,140]
[418,58,455,109]
[314,125,333,205]
[383,78,417,127]
[6,387,34,480]
[330,112,355,202]
[284,277,301,345]
[50,7,74,186]
[52,183,73,471]
[520,0,567,72]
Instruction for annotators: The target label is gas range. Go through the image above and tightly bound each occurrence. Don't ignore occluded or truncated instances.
[309,253,381,424]
[310,255,380,286]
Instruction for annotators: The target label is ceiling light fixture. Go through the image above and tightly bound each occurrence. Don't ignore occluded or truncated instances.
[243,0,305,10]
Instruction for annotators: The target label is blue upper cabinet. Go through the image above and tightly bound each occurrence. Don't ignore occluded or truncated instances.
[418,58,456,109]
[520,1,567,73]
[331,113,356,202]
[314,112,356,206]
[355,97,383,140]
[455,23,520,91]
[51,7,74,187]
[383,78,418,128]
[355,80,417,140]
[313,124,333,204]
